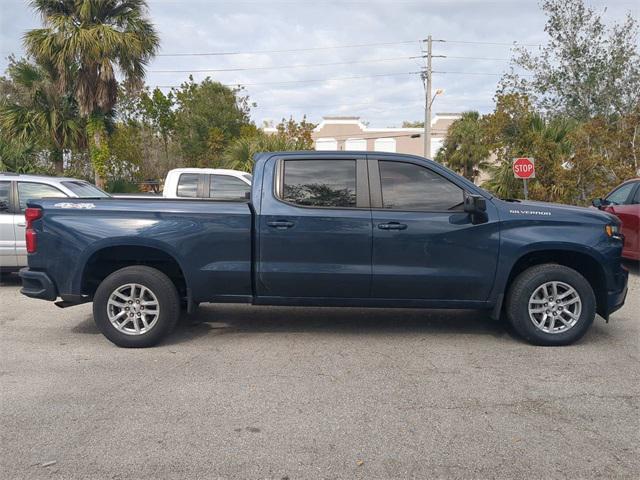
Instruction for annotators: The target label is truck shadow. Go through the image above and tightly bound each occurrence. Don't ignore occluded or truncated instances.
[623,259,639,275]
[165,304,512,346]
[0,272,21,286]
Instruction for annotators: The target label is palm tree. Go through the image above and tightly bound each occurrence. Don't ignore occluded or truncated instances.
[0,58,82,173]
[223,133,312,172]
[24,0,159,186]
[482,113,575,200]
[435,111,490,183]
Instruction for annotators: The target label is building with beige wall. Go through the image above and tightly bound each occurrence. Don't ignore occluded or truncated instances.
[308,114,461,158]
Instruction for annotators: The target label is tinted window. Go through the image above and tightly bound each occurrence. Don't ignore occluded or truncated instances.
[633,184,640,204]
[177,174,199,198]
[18,182,65,211]
[61,181,110,198]
[606,182,635,205]
[282,160,357,208]
[210,175,250,200]
[379,161,463,211]
[0,181,10,213]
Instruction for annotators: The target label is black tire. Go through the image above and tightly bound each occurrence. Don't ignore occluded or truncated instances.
[93,266,180,348]
[505,264,596,346]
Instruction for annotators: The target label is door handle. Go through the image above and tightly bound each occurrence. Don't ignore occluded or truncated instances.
[267,220,295,229]
[378,222,407,230]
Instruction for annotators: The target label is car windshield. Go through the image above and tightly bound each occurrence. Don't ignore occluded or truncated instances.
[61,181,111,198]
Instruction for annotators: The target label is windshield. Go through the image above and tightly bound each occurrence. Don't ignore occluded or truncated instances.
[61,181,111,198]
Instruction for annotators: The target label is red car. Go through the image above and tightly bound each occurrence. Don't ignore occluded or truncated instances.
[593,178,640,260]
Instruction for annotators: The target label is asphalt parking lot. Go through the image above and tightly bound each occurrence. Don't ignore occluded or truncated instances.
[1,264,638,480]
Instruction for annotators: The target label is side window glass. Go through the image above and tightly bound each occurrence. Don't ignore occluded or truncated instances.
[17,182,65,211]
[0,181,11,213]
[633,184,640,204]
[281,160,357,208]
[379,161,463,211]
[210,175,250,200]
[606,183,634,205]
[177,174,199,198]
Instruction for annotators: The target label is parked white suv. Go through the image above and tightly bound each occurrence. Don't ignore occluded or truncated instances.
[0,173,110,270]
[163,168,252,199]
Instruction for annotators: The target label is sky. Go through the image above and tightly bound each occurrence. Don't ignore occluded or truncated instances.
[1,0,638,128]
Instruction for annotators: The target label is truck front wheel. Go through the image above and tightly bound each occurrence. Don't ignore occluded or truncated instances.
[93,266,180,348]
[505,264,596,346]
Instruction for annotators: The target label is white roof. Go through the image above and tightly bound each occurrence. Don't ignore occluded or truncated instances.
[167,168,250,175]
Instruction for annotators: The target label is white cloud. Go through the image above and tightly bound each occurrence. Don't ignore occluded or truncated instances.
[2,0,638,127]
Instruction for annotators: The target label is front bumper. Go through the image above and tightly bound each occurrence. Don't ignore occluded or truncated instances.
[605,266,628,317]
[19,268,58,301]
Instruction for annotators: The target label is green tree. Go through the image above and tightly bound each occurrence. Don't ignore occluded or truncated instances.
[24,0,159,186]
[223,127,313,173]
[500,0,640,120]
[401,120,424,128]
[482,94,576,201]
[173,77,253,167]
[139,87,175,161]
[0,57,82,173]
[435,111,489,183]
[0,136,40,173]
[276,115,316,147]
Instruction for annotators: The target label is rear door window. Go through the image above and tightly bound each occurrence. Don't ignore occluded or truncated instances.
[0,181,11,213]
[280,160,357,208]
[61,181,110,198]
[177,174,199,198]
[632,183,640,204]
[209,175,250,200]
[17,182,65,211]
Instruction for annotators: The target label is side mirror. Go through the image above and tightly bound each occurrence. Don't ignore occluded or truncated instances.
[591,198,608,209]
[464,193,486,214]
[464,193,487,224]
[244,191,251,200]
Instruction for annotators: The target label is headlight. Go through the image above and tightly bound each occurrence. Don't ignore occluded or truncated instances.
[605,224,624,242]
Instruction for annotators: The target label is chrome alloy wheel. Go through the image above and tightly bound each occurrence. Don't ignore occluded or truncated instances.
[107,283,160,335]
[528,281,582,334]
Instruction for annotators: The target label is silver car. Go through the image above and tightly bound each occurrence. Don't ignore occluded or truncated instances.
[0,173,110,270]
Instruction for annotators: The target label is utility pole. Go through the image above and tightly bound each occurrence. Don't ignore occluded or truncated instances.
[423,35,432,159]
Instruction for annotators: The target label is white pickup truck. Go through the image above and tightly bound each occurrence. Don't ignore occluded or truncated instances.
[162,168,252,199]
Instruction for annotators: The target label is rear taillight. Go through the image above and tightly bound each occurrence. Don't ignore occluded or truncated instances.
[25,207,42,253]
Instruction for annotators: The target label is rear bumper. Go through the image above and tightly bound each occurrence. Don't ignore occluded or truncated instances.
[19,268,58,301]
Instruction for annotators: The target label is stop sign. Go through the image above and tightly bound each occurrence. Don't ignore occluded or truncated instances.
[513,157,535,179]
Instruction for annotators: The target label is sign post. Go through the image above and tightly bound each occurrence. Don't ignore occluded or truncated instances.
[512,157,535,200]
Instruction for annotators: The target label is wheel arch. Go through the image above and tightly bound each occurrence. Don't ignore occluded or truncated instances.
[76,240,190,301]
[502,247,608,318]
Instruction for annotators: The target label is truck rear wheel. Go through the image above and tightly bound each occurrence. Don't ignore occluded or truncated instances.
[93,266,180,348]
[505,264,596,346]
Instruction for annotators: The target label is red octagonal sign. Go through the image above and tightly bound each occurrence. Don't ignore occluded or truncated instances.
[513,157,535,179]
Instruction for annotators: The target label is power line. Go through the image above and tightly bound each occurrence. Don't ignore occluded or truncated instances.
[151,55,424,73]
[441,55,511,61]
[157,39,422,57]
[434,39,542,47]
[154,71,421,88]
[433,70,533,76]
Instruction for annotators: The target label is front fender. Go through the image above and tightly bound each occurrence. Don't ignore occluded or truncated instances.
[489,240,610,306]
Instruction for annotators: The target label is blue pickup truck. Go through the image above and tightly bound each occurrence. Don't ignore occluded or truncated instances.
[20,151,628,347]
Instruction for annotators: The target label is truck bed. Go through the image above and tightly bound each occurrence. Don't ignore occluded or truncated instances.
[26,197,253,303]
